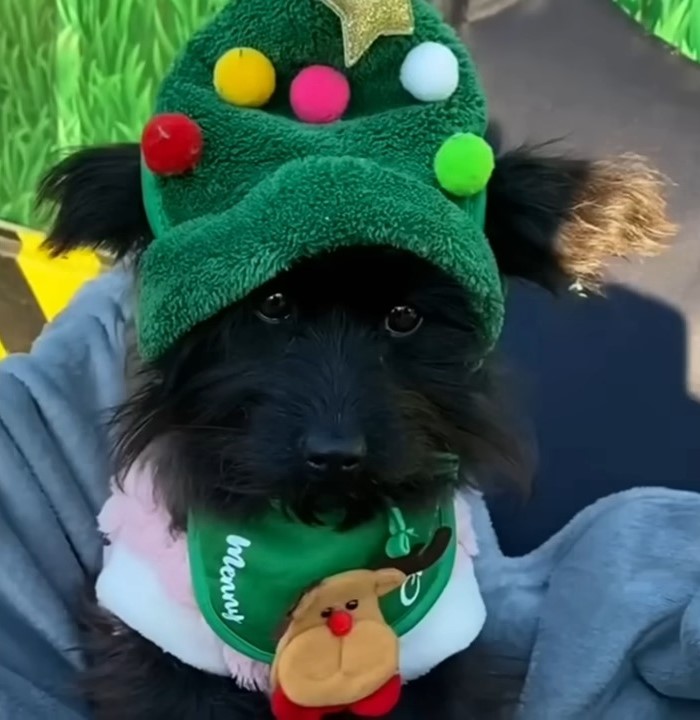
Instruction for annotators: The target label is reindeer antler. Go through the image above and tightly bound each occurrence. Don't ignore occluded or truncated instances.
[383,526,452,576]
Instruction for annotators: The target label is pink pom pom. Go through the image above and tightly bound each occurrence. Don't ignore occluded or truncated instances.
[290,65,350,125]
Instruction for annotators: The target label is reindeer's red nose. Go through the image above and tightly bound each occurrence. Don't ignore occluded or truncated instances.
[327,610,353,637]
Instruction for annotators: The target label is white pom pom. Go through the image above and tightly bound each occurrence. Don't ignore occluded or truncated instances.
[400,42,460,103]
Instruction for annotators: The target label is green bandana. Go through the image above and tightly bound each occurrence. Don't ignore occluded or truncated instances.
[188,498,456,663]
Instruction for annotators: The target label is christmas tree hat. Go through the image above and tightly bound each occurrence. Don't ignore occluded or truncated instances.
[138,0,502,361]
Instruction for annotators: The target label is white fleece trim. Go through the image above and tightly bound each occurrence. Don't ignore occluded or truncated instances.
[97,540,485,685]
[96,543,229,676]
[399,547,485,680]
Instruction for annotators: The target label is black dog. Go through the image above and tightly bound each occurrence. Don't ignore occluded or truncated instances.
[38,135,671,720]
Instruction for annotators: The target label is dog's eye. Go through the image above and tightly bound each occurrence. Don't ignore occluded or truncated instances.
[320,607,333,619]
[345,600,359,611]
[256,292,291,323]
[385,305,423,337]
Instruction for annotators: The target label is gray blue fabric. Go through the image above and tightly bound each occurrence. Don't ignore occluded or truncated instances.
[0,271,132,719]
[0,271,699,719]
[472,490,700,719]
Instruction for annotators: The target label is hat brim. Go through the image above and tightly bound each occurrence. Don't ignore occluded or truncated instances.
[138,156,503,360]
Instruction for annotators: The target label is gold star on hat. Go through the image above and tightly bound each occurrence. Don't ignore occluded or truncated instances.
[318,0,415,67]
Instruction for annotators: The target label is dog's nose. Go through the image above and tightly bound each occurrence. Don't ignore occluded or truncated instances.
[304,432,367,474]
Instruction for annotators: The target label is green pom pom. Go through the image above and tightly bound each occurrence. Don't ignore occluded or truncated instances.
[434,133,495,197]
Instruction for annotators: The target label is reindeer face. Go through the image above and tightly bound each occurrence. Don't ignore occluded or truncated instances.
[273,569,406,707]
[288,569,407,635]
[271,528,453,708]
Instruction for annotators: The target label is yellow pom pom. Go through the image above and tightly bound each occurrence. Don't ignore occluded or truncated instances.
[213,48,276,108]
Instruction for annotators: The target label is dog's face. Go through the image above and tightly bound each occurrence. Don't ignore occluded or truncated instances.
[39,140,673,531]
[117,246,520,529]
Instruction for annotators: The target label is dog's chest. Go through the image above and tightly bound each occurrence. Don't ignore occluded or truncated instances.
[95,464,485,691]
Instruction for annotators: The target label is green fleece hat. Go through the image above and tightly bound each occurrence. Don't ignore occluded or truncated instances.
[138,0,502,361]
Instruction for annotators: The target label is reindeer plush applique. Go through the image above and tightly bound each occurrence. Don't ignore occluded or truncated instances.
[270,528,452,720]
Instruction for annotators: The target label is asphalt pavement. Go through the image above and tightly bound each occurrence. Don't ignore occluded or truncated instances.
[466,0,700,554]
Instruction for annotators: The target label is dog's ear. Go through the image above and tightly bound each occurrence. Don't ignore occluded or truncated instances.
[485,142,677,293]
[37,143,152,260]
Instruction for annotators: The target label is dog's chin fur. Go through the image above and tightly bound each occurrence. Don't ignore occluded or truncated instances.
[113,246,529,532]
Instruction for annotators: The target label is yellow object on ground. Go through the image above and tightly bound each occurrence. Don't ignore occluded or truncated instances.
[0,221,107,357]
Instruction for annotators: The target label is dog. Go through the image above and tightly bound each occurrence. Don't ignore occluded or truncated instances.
[37,134,673,720]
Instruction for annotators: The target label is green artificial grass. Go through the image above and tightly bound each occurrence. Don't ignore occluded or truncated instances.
[0,0,55,226]
[613,0,700,63]
[0,0,227,228]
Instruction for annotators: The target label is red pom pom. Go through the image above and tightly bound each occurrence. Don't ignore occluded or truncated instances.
[141,113,203,176]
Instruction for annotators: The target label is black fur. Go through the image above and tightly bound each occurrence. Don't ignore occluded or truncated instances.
[114,247,526,531]
[37,136,590,719]
[485,143,592,292]
[37,144,151,259]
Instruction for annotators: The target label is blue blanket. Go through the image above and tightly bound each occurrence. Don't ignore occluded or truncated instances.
[1,271,699,719]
